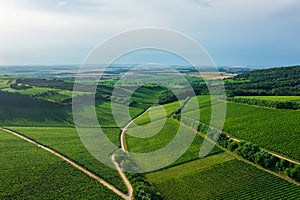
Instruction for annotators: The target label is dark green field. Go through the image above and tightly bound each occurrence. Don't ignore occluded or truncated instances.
[0,129,122,199]
[146,156,300,199]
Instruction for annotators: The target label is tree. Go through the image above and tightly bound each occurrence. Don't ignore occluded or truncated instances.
[288,165,300,182]
[136,190,151,200]
[134,184,162,200]
[235,142,260,161]
[228,141,239,151]
[275,159,291,172]
[253,151,277,168]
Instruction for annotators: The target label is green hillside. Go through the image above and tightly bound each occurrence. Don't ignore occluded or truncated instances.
[225,66,300,96]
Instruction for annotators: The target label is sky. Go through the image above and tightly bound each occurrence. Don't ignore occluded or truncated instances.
[0,0,299,66]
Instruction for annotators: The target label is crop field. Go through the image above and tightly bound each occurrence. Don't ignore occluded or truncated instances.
[180,95,224,122]
[223,103,300,160]
[236,95,300,102]
[0,129,122,200]
[126,119,181,153]
[126,118,223,168]
[132,95,215,127]
[183,101,300,160]
[146,155,300,199]
[132,101,180,126]
[5,126,128,193]
[146,153,234,182]
[172,132,223,166]
[183,95,213,112]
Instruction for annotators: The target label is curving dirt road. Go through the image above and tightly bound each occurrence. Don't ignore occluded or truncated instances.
[111,106,153,200]
[121,107,152,151]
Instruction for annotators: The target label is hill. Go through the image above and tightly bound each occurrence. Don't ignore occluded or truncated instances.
[225,65,300,96]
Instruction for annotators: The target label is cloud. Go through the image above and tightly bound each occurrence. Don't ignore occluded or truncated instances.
[0,0,299,65]
[58,1,68,6]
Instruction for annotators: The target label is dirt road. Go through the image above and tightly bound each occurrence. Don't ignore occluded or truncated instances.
[121,107,152,151]
[111,154,133,200]
[0,127,128,200]
[113,106,153,199]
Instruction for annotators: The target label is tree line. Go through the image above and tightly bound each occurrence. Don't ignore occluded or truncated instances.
[218,135,300,182]
[227,97,300,110]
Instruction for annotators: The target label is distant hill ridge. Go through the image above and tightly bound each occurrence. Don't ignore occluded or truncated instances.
[225,65,300,96]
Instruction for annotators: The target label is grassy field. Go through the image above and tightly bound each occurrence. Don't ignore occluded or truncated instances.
[146,154,300,199]
[0,129,122,200]
[5,126,128,193]
[131,95,212,127]
[184,100,300,160]
[236,95,300,102]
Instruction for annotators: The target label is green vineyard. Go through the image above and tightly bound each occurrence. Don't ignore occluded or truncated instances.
[147,158,300,199]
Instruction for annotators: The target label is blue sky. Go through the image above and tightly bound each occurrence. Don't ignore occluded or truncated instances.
[0,0,299,66]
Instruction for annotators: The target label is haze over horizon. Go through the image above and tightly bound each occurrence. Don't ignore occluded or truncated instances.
[0,0,299,67]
